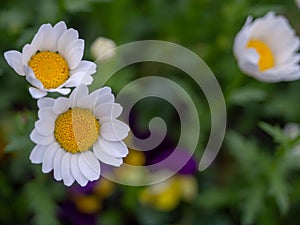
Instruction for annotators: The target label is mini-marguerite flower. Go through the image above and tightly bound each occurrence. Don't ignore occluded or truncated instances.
[29,84,130,186]
[233,12,300,82]
[4,21,96,98]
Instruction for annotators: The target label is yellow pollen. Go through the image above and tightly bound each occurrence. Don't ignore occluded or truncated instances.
[28,51,69,89]
[54,108,100,154]
[247,39,275,72]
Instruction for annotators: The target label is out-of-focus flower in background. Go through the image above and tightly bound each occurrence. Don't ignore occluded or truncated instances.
[71,178,115,214]
[114,148,149,184]
[283,123,300,156]
[4,21,96,98]
[283,123,300,140]
[90,37,116,61]
[233,12,300,82]
[138,145,198,211]
[296,0,300,9]
[29,84,130,186]
[139,174,197,211]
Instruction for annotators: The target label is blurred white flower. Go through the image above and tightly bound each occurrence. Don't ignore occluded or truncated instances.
[233,12,300,82]
[90,37,116,60]
[4,21,96,98]
[283,123,300,139]
[283,123,300,156]
[296,0,300,9]
[29,85,130,186]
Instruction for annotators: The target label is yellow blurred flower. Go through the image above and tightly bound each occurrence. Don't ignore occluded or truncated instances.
[72,194,102,214]
[139,174,198,211]
[71,178,115,214]
[124,149,146,166]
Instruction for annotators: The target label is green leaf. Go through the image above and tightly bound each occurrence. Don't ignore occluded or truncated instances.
[268,171,289,215]
[4,136,32,152]
[24,178,65,225]
[226,130,269,179]
[229,86,267,105]
[241,183,265,225]
[197,188,236,209]
[259,122,288,145]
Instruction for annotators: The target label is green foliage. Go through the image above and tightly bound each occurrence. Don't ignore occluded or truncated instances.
[24,178,65,225]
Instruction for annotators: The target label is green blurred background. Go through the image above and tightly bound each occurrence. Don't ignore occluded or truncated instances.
[1,0,300,225]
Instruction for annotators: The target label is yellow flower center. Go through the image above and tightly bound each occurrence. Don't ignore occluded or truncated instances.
[247,39,275,72]
[54,108,100,154]
[28,51,69,89]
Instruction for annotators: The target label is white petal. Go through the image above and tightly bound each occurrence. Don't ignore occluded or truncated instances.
[53,148,65,181]
[101,120,130,141]
[61,153,75,186]
[38,106,56,120]
[69,85,89,107]
[35,119,55,136]
[4,50,25,75]
[98,86,112,95]
[53,21,67,33]
[64,71,86,87]
[76,94,98,111]
[22,44,38,65]
[97,138,128,157]
[67,47,84,70]
[38,97,55,109]
[95,103,122,120]
[42,142,60,173]
[96,93,115,106]
[53,97,70,114]
[70,154,89,186]
[71,60,97,74]
[93,142,123,166]
[45,21,67,52]
[72,86,111,110]
[24,67,43,89]
[31,27,44,51]
[64,39,84,70]
[58,28,79,57]
[282,71,300,81]
[48,87,71,95]
[79,74,93,86]
[29,87,47,99]
[30,129,54,145]
[30,145,47,164]
[78,151,100,181]
[36,24,53,52]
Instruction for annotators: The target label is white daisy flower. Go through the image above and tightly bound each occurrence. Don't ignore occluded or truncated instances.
[90,37,116,60]
[4,21,96,98]
[233,12,300,82]
[29,85,130,186]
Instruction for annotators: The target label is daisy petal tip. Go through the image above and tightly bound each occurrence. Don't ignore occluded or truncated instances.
[29,87,47,99]
[63,179,75,187]
[4,50,25,75]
